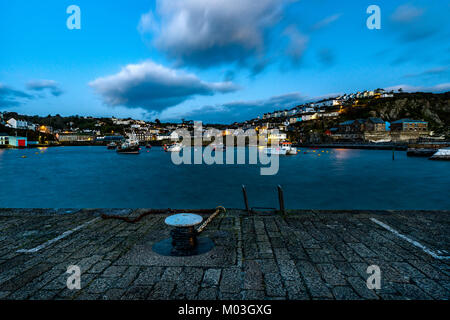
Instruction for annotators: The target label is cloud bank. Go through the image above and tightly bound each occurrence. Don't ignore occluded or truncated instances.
[0,83,33,107]
[26,80,63,96]
[161,92,308,123]
[89,61,239,111]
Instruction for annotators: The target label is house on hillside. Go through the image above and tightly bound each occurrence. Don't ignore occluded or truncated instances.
[6,118,28,129]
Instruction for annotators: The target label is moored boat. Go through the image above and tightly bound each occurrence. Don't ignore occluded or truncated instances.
[429,148,450,161]
[117,133,140,154]
[264,141,297,155]
[264,146,287,155]
[164,142,182,152]
[107,142,117,150]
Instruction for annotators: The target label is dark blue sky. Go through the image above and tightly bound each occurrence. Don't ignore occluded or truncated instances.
[1,0,449,123]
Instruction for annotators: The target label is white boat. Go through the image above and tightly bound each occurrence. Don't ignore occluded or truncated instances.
[165,142,182,152]
[264,147,287,155]
[429,148,450,161]
[117,132,140,154]
[263,142,297,155]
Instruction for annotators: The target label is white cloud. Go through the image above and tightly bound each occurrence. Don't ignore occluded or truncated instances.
[391,5,424,23]
[89,61,239,111]
[141,0,287,69]
[311,14,341,31]
[137,11,158,34]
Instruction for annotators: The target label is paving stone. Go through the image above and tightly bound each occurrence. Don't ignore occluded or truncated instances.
[243,260,263,290]
[133,267,164,286]
[278,259,301,281]
[87,277,114,294]
[241,290,265,300]
[412,277,450,299]
[29,290,59,300]
[172,282,200,300]
[113,266,140,288]
[347,243,377,258]
[408,260,449,281]
[220,292,242,300]
[347,277,379,300]
[147,282,175,300]
[1,263,53,292]
[161,267,182,282]
[122,285,152,300]
[316,263,347,286]
[284,280,309,300]
[101,265,128,278]
[197,287,218,300]
[391,262,426,280]
[264,273,286,297]
[202,268,221,287]
[103,288,126,300]
[332,286,362,300]
[391,283,433,300]
[220,268,241,293]
[89,260,112,274]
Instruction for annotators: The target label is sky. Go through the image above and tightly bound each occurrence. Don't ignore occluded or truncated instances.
[1,0,449,124]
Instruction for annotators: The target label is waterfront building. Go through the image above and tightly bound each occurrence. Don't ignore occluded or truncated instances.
[268,130,287,141]
[0,134,27,147]
[136,131,154,142]
[57,133,94,142]
[364,118,386,132]
[390,119,428,132]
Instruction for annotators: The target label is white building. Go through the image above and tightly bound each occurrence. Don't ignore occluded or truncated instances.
[6,118,28,129]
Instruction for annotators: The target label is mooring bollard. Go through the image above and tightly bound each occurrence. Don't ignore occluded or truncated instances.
[277,185,285,215]
[242,185,250,214]
[152,211,219,257]
[164,213,202,255]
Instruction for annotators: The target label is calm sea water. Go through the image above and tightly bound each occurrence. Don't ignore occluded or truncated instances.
[0,146,449,210]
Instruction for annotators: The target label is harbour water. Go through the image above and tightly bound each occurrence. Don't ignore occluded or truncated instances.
[0,146,449,210]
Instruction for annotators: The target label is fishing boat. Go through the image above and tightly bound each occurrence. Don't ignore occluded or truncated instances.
[263,141,297,155]
[264,146,287,155]
[164,142,182,152]
[429,148,450,161]
[117,132,140,154]
[106,142,117,150]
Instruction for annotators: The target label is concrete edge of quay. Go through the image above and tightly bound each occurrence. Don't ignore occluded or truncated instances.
[0,208,449,300]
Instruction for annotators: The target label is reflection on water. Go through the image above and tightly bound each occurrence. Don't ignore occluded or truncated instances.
[0,146,448,210]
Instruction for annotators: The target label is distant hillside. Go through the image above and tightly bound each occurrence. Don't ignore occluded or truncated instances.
[342,92,450,134]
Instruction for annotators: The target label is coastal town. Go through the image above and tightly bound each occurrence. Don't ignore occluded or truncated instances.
[1,89,448,151]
